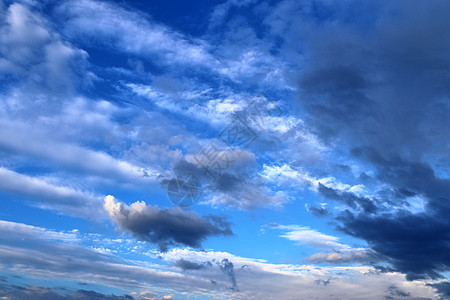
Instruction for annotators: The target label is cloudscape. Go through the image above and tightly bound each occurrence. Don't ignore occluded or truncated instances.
[0,0,449,299]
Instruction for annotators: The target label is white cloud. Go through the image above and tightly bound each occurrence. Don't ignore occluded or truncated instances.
[57,0,215,67]
[0,219,79,242]
[0,167,105,220]
[271,224,355,251]
[0,3,93,93]
[262,163,367,194]
[0,119,158,184]
[0,220,438,299]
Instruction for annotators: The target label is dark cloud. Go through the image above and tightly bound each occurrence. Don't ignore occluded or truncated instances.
[287,0,450,281]
[337,210,450,280]
[0,284,133,300]
[427,281,450,300]
[297,1,450,160]
[218,258,238,292]
[352,147,450,217]
[308,206,331,217]
[104,196,233,252]
[314,277,331,286]
[318,183,378,214]
[164,159,284,209]
[174,259,208,271]
[387,285,411,298]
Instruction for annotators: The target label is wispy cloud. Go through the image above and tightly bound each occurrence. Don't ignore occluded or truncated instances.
[0,167,105,220]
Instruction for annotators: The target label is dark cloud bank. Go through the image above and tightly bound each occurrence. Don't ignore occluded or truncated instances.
[292,0,450,281]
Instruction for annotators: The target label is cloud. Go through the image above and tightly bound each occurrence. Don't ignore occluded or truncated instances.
[173,259,208,271]
[271,224,356,252]
[0,221,438,299]
[0,3,93,94]
[0,167,105,220]
[103,195,233,252]
[336,210,450,280]
[427,281,450,300]
[218,258,238,292]
[54,0,290,86]
[0,285,134,300]
[0,220,214,293]
[307,206,330,217]
[318,183,378,214]
[307,249,383,265]
[165,155,286,210]
[0,119,157,185]
[56,0,215,67]
[260,0,450,281]
[157,248,436,299]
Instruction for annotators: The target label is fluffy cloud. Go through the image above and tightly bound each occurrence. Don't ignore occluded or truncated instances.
[103,195,233,252]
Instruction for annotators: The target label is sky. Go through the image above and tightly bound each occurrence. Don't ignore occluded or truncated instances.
[0,0,450,299]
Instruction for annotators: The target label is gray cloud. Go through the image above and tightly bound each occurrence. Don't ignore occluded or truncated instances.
[0,219,437,299]
[218,258,239,292]
[427,281,450,300]
[387,285,411,299]
[174,259,210,271]
[266,0,450,281]
[165,159,286,209]
[308,249,383,265]
[104,196,233,252]
[318,183,378,214]
[0,285,134,300]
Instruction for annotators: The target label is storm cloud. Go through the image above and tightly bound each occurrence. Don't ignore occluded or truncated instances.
[290,0,450,281]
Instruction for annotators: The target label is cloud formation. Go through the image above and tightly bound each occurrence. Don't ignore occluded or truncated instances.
[265,0,450,280]
[104,195,233,252]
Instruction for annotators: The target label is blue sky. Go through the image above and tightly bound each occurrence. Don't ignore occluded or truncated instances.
[0,0,450,299]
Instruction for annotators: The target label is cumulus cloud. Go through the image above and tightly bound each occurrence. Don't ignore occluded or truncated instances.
[103,195,233,252]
